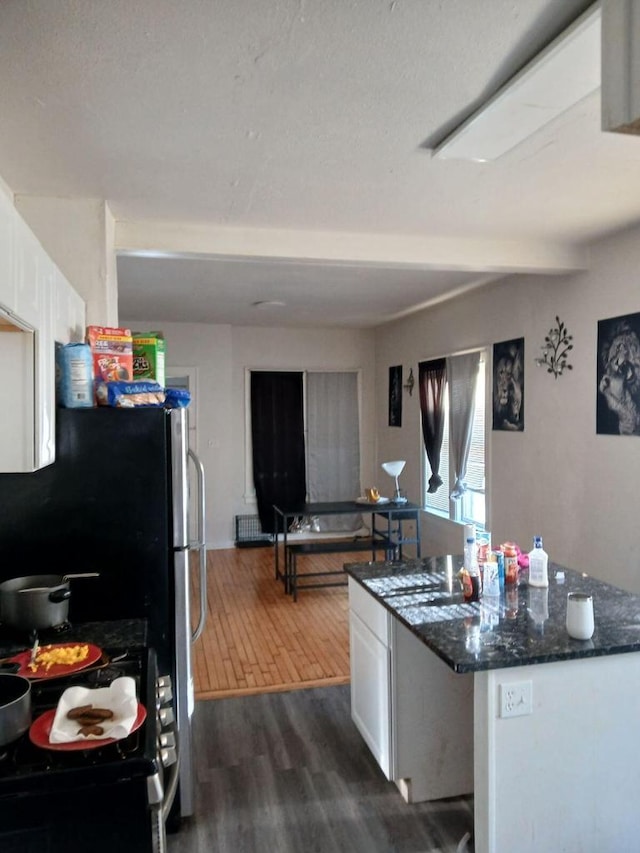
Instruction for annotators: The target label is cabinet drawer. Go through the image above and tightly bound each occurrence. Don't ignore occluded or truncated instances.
[348,577,389,645]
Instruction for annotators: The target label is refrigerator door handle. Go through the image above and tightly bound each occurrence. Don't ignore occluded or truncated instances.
[188,447,207,643]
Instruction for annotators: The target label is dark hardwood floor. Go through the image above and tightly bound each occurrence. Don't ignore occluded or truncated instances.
[169,684,474,853]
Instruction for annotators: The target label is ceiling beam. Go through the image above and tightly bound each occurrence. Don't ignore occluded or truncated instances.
[115,221,589,277]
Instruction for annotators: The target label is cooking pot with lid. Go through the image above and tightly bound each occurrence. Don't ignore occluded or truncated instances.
[0,673,31,747]
[0,573,98,631]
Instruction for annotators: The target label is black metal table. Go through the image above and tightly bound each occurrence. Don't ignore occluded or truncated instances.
[273,500,422,594]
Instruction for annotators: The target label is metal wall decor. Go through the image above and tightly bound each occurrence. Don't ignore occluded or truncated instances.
[403,367,415,396]
[535,316,573,378]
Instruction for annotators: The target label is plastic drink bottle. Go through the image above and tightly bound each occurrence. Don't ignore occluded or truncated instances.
[502,542,519,585]
[462,537,481,601]
[528,536,549,587]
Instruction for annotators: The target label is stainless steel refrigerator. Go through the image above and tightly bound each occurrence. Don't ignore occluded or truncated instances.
[0,406,207,819]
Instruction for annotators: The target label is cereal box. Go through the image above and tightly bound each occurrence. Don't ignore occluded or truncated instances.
[132,331,165,386]
[86,326,133,382]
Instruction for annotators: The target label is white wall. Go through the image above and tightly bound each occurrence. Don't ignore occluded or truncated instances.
[375,223,640,593]
[122,320,376,548]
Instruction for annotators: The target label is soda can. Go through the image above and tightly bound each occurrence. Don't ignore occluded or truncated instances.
[482,561,500,596]
[492,550,505,589]
[477,530,491,564]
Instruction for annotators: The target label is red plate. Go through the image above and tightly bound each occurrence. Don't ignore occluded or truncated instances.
[10,643,102,679]
[29,703,147,751]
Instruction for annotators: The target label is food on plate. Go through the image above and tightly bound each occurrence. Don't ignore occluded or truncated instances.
[67,705,114,724]
[366,487,380,502]
[66,704,93,720]
[28,643,90,673]
[77,724,104,737]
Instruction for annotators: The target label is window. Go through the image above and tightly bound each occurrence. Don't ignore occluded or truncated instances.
[244,368,362,530]
[423,354,486,528]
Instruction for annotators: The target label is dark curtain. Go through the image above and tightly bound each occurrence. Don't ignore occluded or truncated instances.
[418,358,447,493]
[251,371,307,534]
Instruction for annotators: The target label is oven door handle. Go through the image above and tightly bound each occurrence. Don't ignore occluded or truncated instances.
[148,740,180,853]
[161,740,181,824]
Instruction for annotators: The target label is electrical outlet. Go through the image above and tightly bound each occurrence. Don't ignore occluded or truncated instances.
[499,681,533,718]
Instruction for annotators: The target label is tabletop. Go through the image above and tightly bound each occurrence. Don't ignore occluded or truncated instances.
[345,555,640,673]
[273,500,422,517]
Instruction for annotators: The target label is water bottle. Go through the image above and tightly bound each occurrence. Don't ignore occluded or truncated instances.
[464,537,478,572]
[463,522,475,547]
[528,536,549,588]
[462,537,481,602]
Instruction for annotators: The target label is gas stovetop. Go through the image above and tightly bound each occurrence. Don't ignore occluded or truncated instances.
[0,621,157,797]
[0,618,148,660]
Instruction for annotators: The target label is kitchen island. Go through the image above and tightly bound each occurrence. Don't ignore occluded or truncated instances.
[345,555,640,853]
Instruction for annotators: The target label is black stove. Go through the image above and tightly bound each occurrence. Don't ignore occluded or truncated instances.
[0,618,73,649]
[0,617,148,660]
[0,648,156,793]
[0,620,178,853]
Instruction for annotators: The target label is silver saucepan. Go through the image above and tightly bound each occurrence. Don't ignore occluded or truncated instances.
[0,573,99,632]
[0,673,31,747]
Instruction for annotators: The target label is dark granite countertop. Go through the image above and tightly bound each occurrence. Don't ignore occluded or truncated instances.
[0,618,148,659]
[345,555,640,673]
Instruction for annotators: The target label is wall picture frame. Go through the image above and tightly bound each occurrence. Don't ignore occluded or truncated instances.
[492,338,524,431]
[597,310,640,435]
[388,365,402,427]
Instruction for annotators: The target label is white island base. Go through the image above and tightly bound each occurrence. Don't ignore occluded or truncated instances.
[474,653,640,853]
[348,578,640,853]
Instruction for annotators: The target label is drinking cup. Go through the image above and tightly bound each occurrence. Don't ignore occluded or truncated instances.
[566,592,594,640]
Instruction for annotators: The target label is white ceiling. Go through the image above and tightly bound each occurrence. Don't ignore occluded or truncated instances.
[1,0,639,328]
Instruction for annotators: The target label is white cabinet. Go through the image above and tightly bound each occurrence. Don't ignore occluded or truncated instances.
[350,607,393,777]
[0,318,35,472]
[13,214,42,328]
[53,267,85,344]
[0,188,86,472]
[35,259,55,468]
[0,191,15,312]
[349,579,394,778]
[348,577,474,803]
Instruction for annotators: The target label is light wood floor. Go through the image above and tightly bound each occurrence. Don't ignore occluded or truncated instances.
[192,546,352,700]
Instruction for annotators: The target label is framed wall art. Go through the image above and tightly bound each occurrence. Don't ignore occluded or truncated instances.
[597,310,640,435]
[493,338,524,431]
[388,365,402,427]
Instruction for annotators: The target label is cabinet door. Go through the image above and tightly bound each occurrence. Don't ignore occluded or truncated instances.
[53,267,86,344]
[0,323,35,471]
[34,258,55,468]
[13,214,41,327]
[0,190,15,313]
[0,195,81,470]
[349,609,393,779]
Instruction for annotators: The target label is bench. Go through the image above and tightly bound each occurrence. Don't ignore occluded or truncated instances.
[286,535,393,601]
